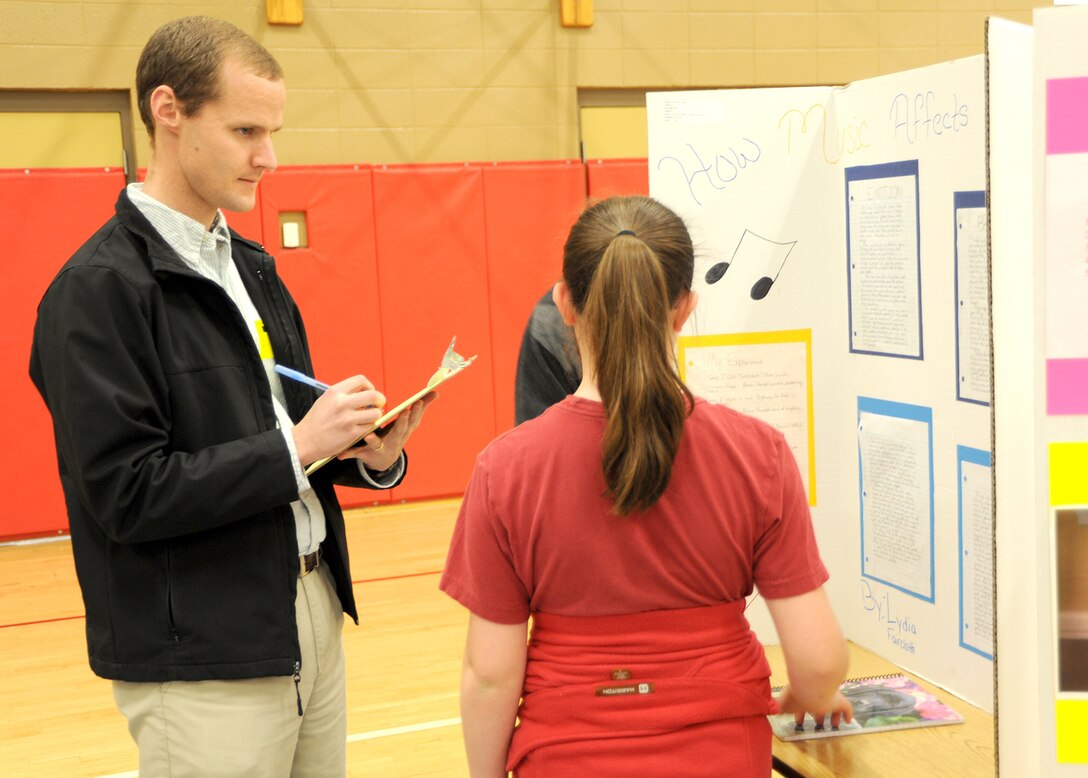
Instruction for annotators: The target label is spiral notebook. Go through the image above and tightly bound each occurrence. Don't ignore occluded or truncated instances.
[769,673,964,741]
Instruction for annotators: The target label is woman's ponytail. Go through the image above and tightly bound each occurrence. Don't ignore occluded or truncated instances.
[562,196,695,515]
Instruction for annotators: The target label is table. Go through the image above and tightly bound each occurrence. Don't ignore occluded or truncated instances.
[765,642,995,777]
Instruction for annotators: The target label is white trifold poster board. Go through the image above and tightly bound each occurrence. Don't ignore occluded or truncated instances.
[647,59,994,712]
[995,6,1088,776]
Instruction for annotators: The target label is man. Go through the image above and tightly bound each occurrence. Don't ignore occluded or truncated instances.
[29,16,428,776]
[513,289,581,424]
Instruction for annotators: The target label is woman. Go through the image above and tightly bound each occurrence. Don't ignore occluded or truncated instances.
[440,196,851,777]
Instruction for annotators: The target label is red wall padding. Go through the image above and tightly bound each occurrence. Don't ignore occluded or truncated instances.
[481,161,586,433]
[371,165,498,502]
[585,157,649,199]
[7,160,659,538]
[257,165,390,507]
[2,168,127,538]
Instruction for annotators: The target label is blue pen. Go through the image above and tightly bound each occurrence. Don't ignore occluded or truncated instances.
[274,364,330,392]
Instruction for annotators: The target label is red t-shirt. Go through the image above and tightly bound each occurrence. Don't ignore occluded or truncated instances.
[440,396,828,624]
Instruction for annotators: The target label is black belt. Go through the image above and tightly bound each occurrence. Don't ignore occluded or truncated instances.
[300,548,321,577]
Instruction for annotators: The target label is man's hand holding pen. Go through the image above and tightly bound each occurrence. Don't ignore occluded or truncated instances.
[290,373,434,472]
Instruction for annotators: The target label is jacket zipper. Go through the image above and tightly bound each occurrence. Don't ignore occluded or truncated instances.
[293,660,303,716]
[165,550,181,644]
[236,250,309,699]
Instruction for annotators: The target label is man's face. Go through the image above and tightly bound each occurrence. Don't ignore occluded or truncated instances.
[174,58,284,221]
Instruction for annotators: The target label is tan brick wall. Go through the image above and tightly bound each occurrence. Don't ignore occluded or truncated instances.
[0,0,1047,166]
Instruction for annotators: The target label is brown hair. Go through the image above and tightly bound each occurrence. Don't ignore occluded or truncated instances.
[136,16,283,140]
[563,195,695,515]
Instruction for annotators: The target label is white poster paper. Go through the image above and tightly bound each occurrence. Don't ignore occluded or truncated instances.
[680,334,813,500]
[858,399,934,601]
[846,162,923,359]
[959,448,994,659]
[954,193,991,405]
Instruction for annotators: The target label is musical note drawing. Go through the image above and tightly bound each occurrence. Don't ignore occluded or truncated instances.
[704,229,798,301]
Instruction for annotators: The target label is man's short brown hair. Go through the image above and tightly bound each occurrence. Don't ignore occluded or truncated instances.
[136,16,283,140]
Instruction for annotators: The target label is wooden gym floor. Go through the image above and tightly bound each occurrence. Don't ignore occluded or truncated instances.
[0,499,469,777]
[0,498,789,777]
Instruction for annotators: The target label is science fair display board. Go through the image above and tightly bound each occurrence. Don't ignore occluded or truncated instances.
[647,56,993,712]
[994,6,1088,775]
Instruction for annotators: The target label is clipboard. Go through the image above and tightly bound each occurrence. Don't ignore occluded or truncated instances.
[304,337,476,476]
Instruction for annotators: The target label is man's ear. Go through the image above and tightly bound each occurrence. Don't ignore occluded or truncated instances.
[552,281,577,326]
[149,85,183,135]
[672,290,698,333]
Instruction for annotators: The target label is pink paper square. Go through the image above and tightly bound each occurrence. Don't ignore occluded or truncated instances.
[1047,78,1088,155]
[1047,358,1088,415]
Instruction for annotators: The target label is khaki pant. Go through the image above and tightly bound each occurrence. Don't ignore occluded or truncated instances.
[114,563,347,777]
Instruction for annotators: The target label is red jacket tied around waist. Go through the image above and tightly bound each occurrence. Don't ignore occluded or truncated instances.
[509,600,777,777]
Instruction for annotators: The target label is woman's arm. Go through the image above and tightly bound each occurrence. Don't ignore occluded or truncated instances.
[460,613,529,778]
[765,586,853,726]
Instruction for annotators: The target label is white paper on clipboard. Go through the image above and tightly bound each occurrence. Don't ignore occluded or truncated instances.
[304,337,476,476]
